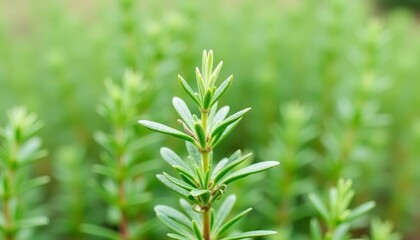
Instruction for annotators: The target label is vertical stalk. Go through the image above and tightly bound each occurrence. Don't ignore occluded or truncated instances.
[200,109,211,240]
[116,127,129,240]
[3,141,17,240]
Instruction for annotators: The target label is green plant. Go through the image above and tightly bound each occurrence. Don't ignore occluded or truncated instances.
[259,102,317,239]
[308,179,375,240]
[0,107,49,240]
[139,50,279,239]
[369,218,401,240]
[82,71,155,240]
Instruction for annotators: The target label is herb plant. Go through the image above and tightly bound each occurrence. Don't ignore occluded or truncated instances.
[139,50,279,240]
[0,107,49,240]
[82,71,154,240]
[308,179,376,240]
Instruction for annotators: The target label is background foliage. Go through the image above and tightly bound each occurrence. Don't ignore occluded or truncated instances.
[0,0,419,239]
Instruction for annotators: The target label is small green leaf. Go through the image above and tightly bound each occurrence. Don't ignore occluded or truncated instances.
[310,219,322,240]
[213,153,253,184]
[178,75,200,105]
[186,142,201,167]
[196,67,205,96]
[173,97,195,129]
[160,147,193,173]
[210,75,233,107]
[211,106,230,131]
[209,61,223,87]
[203,89,213,110]
[156,212,194,239]
[220,161,279,184]
[155,205,192,227]
[211,119,241,148]
[216,208,252,236]
[157,174,190,197]
[194,123,207,148]
[332,224,350,240]
[163,172,196,191]
[15,216,49,228]
[347,201,376,222]
[167,233,192,240]
[139,120,194,142]
[211,108,251,138]
[211,158,229,180]
[81,224,119,239]
[308,193,329,222]
[192,220,203,240]
[180,199,202,226]
[89,180,116,205]
[19,176,50,193]
[212,195,236,235]
[221,230,277,240]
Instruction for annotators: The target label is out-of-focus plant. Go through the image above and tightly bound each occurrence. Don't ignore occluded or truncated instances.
[139,50,279,239]
[51,144,102,240]
[368,218,401,240]
[0,107,49,240]
[258,102,317,239]
[308,179,376,240]
[82,71,155,240]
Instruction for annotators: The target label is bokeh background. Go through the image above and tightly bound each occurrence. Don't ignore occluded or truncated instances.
[0,0,420,239]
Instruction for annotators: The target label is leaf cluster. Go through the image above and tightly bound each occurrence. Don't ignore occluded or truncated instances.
[309,179,375,240]
[139,50,278,239]
[0,107,50,237]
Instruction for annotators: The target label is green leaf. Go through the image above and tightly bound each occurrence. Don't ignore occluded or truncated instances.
[210,61,223,87]
[196,67,205,96]
[14,216,49,229]
[173,97,195,129]
[310,219,322,240]
[157,174,190,197]
[221,230,277,240]
[189,189,211,203]
[211,158,229,180]
[194,123,207,148]
[178,75,200,105]
[308,193,329,222]
[92,164,117,179]
[139,120,194,142]
[211,119,241,148]
[180,199,202,226]
[211,108,251,138]
[216,208,252,236]
[160,147,193,173]
[213,153,253,184]
[203,88,213,109]
[192,220,203,240]
[156,212,194,239]
[212,195,236,234]
[211,106,230,131]
[347,201,376,222]
[332,224,350,240]
[81,224,119,239]
[186,142,201,167]
[89,180,116,205]
[163,172,196,190]
[155,205,192,227]
[220,161,279,184]
[210,75,233,107]
[19,176,50,193]
[167,233,192,240]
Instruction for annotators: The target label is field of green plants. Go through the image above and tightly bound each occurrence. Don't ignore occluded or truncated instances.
[1,0,420,239]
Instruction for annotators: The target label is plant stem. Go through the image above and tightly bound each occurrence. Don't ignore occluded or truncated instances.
[201,109,211,240]
[116,127,129,240]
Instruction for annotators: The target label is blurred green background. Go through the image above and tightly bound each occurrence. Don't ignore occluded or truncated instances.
[0,0,419,239]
